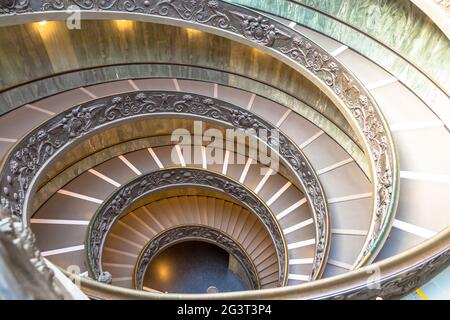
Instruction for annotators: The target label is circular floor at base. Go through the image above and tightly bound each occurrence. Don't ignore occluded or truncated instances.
[143,241,251,293]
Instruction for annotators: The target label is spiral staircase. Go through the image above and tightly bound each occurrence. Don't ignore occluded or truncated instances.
[0,0,449,300]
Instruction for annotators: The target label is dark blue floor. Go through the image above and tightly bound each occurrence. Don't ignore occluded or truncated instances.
[143,241,250,293]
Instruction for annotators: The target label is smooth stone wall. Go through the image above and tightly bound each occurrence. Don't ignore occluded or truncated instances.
[0,21,356,145]
[0,63,365,171]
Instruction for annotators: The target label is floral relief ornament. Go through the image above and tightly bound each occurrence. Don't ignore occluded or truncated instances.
[230,11,291,46]
[0,0,31,13]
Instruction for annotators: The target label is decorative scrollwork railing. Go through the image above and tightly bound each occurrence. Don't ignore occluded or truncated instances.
[0,91,329,279]
[0,0,398,268]
[0,205,65,299]
[87,168,286,285]
[134,225,261,290]
[66,227,450,300]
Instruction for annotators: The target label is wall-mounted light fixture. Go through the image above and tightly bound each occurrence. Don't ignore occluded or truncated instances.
[114,20,134,31]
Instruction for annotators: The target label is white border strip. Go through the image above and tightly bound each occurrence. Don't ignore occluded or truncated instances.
[328,193,372,204]
[366,77,397,90]
[400,171,450,184]
[213,83,218,98]
[277,198,307,220]
[246,93,256,110]
[289,258,314,265]
[104,247,138,258]
[25,104,56,116]
[284,218,314,235]
[275,109,291,127]
[317,158,353,175]
[222,150,230,175]
[287,238,315,250]
[201,146,207,169]
[266,181,292,206]
[79,87,98,99]
[288,274,309,281]
[174,144,187,167]
[331,228,368,236]
[41,245,85,257]
[118,155,142,175]
[57,189,103,204]
[328,259,353,270]
[130,212,157,234]
[117,220,149,242]
[390,120,444,132]
[128,79,140,91]
[393,219,437,239]
[109,233,143,250]
[88,169,121,187]
[239,157,253,183]
[141,206,165,230]
[103,263,134,269]
[300,131,324,149]
[148,147,164,169]
[30,219,89,225]
[173,78,181,91]
[143,286,157,292]
[254,168,274,194]
[331,45,348,57]
[113,277,132,282]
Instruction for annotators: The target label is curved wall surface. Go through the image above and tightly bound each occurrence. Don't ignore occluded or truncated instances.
[228,0,450,90]
[0,21,355,140]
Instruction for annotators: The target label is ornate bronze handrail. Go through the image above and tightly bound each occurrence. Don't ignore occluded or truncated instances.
[0,90,329,279]
[0,62,367,173]
[1,0,448,300]
[87,167,287,286]
[0,0,398,269]
[0,206,65,299]
[64,227,450,300]
[133,225,261,290]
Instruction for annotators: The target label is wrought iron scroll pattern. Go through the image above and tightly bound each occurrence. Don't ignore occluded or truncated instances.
[0,91,327,279]
[329,245,450,300]
[87,168,286,286]
[0,206,64,298]
[134,225,260,290]
[0,0,398,267]
[75,229,450,300]
[0,0,31,13]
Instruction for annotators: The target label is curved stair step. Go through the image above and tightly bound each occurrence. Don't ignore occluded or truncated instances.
[104,196,279,289]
